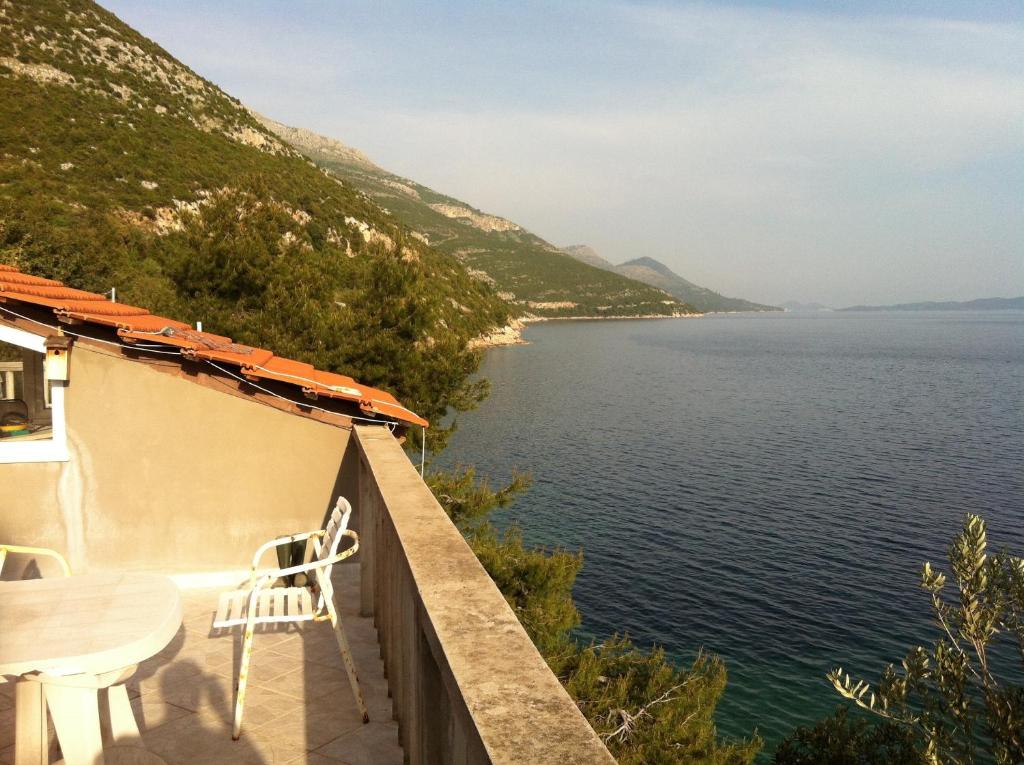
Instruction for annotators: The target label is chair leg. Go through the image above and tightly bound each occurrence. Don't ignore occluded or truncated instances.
[327,599,369,723]
[232,621,257,740]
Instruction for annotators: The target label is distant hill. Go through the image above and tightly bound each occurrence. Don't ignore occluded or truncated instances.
[780,301,832,312]
[560,244,615,270]
[840,297,1024,312]
[561,248,779,313]
[257,117,696,319]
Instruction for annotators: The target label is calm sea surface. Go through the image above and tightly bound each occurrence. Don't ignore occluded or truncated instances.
[438,311,1024,753]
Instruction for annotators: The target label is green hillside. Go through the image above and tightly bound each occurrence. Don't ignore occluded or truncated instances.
[0,0,513,436]
[258,117,696,319]
[562,247,780,313]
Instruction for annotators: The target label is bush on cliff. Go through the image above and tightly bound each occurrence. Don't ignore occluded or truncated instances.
[773,707,922,765]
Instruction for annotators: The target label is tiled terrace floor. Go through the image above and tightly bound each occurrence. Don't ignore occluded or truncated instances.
[0,562,402,765]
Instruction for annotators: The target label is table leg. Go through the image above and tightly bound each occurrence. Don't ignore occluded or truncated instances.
[105,685,141,743]
[14,680,47,765]
[44,683,104,765]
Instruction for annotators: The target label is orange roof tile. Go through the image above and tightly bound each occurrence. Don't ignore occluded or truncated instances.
[0,264,427,427]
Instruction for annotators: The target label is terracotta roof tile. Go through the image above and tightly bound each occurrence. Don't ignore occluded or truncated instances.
[0,266,427,427]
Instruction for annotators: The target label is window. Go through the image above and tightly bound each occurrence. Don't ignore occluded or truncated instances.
[0,324,68,463]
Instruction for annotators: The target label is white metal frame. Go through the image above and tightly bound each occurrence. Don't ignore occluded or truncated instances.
[213,496,368,739]
[0,323,68,463]
[0,544,72,577]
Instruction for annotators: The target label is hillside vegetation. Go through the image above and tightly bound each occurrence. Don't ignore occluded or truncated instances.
[0,0,512,440]
[563,247,780,314]
[258,116,696,319]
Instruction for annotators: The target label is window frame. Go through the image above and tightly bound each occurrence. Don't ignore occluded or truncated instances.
[0,323,69,463]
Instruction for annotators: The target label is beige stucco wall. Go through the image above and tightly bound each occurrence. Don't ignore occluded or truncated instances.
[0,342,358,574]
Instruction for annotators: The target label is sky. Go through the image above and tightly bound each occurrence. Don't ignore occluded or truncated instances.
[105,1,1023,307]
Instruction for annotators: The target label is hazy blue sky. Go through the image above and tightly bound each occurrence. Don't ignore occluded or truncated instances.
[106,1,1022,306]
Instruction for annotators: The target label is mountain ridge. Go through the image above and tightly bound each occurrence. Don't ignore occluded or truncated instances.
[257,117,699,319]
[561,248,780,314]
[254,113,376,169]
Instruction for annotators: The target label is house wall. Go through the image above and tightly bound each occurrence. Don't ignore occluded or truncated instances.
[0,342,359,574]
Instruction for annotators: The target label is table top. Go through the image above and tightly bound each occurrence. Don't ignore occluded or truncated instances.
[0,572,182,679]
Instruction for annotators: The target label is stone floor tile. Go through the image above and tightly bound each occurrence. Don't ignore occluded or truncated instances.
[283,753,353,765]
[313,721,403,765]
[139,711,271,765]
[251,665,352,704]
[130,697,193,734]
[183,609,219,633]
[359,680,395,721]
[240,723,315,764]
[139,664,234,711]
[238,652,309,689]
[251,701,365,751]
[244,626,307,650]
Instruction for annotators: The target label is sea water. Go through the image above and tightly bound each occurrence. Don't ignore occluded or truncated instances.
[438,311,1024,752]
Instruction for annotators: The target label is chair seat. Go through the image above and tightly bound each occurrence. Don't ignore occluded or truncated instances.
[212,586,316,629]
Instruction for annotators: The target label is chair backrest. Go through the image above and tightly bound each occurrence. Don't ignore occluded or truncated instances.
[0,544,72,579]
[312,497,352,610]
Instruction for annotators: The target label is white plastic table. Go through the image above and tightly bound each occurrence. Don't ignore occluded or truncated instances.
[0,573,182,765]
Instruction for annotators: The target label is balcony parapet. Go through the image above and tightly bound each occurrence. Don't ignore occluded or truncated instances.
[355,425,616,764]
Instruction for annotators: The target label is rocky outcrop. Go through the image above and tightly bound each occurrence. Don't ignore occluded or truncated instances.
[527,300,577,310]
[253,113,376,168]
[468,318,526,349]
[428,204,520,233]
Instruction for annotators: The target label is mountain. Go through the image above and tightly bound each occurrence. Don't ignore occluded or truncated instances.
[839,297,1024,312]
[561,248,779,313]
[256,117,696,319]
[0,0,515,430]
[780,301,832,312]
[560,244,615,270]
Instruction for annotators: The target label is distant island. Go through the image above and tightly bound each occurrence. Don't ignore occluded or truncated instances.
[780,300,832,312]
[839,296,1024,312]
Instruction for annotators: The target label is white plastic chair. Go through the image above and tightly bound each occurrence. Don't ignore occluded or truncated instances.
[212,497,368,739]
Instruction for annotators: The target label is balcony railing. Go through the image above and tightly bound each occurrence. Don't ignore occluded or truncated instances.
[355,425,616,764]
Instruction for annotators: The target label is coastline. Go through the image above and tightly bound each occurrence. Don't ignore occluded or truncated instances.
[523,311,702,323]
[470,311,703,349]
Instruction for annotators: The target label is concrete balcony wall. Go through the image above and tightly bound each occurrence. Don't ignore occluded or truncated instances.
[354,425,616,765]
[0,341,357,575]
